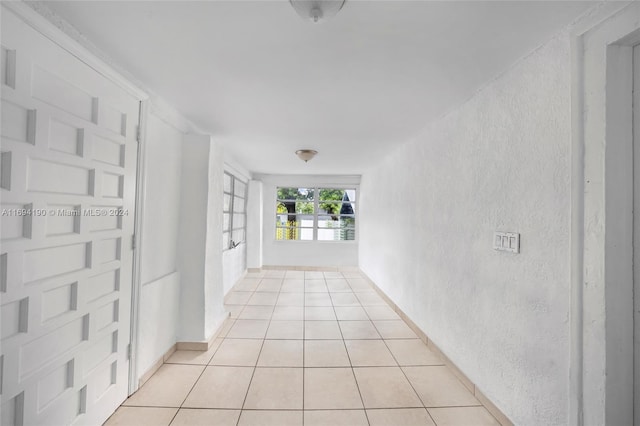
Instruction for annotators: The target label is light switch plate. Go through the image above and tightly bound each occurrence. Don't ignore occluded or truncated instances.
[493,231,520,253]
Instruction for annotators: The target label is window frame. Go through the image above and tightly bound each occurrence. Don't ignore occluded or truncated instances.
[275,186,357,242]
[223,172,247,250]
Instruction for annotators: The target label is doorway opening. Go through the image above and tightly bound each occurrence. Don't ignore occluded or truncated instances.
[633,41,639,426]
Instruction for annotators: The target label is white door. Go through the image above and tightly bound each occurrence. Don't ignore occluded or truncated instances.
[634,42,640,426]
[1,7,140,426]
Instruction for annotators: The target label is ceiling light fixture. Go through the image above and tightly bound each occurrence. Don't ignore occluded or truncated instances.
[289,0,346,24]
[296,149,318,162]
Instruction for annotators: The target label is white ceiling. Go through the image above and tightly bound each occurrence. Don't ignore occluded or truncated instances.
[41,1,594,175]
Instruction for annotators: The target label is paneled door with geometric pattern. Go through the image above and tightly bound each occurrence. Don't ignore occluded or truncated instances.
[1,6,140,425]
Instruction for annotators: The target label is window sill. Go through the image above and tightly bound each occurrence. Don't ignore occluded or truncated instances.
[223,242,245,252]
[273,239,357,244]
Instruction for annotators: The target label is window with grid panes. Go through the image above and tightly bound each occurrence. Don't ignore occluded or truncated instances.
[223,172,247,250]
[275,187,356,241]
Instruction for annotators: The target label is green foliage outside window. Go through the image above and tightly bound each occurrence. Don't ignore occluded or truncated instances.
[276,187,356,241]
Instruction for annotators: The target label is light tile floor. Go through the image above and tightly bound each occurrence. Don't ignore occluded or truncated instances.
[106,270,502,426]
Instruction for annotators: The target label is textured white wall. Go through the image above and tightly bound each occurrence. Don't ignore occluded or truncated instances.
[359,31,572,425]
[223,247,247,294]
[137,113,183,377]
[204,140,228,337]
[138,272,179,374]
[177,134,213,342]
[246,180,264,269]
[176,135,228,343]
[140,115,183,284]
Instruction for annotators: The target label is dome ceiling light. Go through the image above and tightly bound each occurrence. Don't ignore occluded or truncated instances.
[289,0,347,23]
[296,149,318,162]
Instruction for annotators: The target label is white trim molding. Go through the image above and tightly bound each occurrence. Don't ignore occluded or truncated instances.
[7,1,149,100]
[571,2,640,425]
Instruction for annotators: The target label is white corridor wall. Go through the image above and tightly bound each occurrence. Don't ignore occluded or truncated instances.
[136,111,183,379]
[359,28,575,425]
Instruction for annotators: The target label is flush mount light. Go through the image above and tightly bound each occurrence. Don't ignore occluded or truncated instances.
[290,0,346,24]
[296,149,318,162]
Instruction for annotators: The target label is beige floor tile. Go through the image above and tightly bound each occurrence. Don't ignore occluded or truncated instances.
[304,368,364,409]
[305,306,337,320]
[385,339,443,366]
[305,321,342,339]
[233,279,260,292]
[285,270,305,279]
[339,321,381,339]
[305,271,325,279]
[238,305,274,320]
[353,289,377,295]
[266,320,304,339]
[305,293,333,306]
[237,410,303,426]
[428,407,500,426]
[247,292,279,306]
[111,268,501,426]
[217,318,235,338]
[245,272,265,278]
[243,368,303,409]
[257,340,303,367]
[364,306,400,320]
[305,280,329,292]
[123,364,204,407]
[353,367,423,408]
[403,366,480,407]
[367,408,435,426]
[304,340,351,367]
[355,292,387,306]
[171,408,240,426]
[345,340,397,366]
[256,278,283,292]
[326,279,351,292]
[331,292,361,307]
[182,366,253,408]
[165,339,222,365]
[226,304,245,319]
[342,271,364,279]
[105,407,177,426]
[276,292,305,307]
[347,279,372,291]
[272,306,304,320]
[225,291,253,305]
[334,306,369,320]
[227,319,270,339]
[373,320,419,339]
[323,271,344,279]
[304,409,368,426]
[209,339,263,366]
[281,279,305,292]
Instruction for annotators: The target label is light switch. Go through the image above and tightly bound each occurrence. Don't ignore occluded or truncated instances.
[493,231,520,253]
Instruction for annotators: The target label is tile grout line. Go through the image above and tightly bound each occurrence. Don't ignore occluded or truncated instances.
[167,322,229,426]
[133,270,488,425]
[372,317,439,425]
[359,279,433,422]
[330,274,372,426]
[301,272,306,426]
[235,275,270,426]
[214,281,251,426]
[361,279,498,424]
